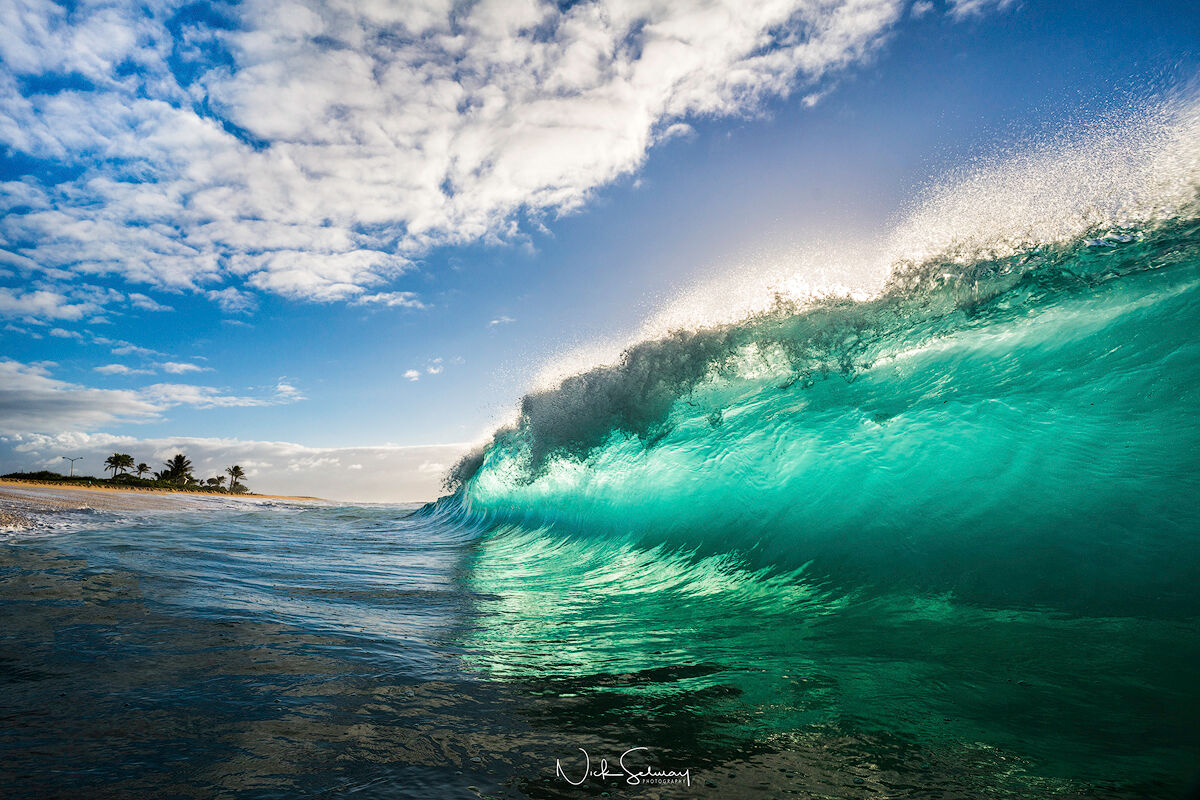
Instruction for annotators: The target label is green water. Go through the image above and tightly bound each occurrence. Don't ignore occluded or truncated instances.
[432,107,1200,795]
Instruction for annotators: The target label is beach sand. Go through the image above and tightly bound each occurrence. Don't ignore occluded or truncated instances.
[0,479,320,502]
[0,480,323,530]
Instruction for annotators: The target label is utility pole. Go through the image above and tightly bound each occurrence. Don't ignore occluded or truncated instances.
[62,456,82,477]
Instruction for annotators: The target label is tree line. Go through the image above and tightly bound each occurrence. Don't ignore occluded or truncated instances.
[101,453,249,493]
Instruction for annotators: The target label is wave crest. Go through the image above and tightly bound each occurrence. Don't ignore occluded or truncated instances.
[432,97,1200,613]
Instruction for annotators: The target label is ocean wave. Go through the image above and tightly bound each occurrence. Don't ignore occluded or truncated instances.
[427,96,1200,614]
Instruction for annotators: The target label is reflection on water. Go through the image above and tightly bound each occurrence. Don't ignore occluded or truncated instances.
[1,504,1197,799]
[462,520,1200,798]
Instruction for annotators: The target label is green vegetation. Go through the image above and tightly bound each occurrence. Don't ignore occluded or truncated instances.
[156,453,193,485]
[3,453,253,494]
[103,453,134,478]
[226,465,246,494]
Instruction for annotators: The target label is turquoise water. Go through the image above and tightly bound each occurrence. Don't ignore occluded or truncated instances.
[451,217,1200,618]
[438,101,1200,796]
[4,103,1200,797]
[431,228,1200,796]
[3,487,1196,799]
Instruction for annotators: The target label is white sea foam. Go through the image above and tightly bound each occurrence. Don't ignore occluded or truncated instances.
[528,94,1200,393]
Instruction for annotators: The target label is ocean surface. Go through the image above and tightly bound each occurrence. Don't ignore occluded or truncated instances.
[4,101,1200,798]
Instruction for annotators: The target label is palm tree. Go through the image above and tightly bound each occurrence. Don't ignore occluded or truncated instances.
[161,453,193,486]
[225,465,245,494]
[135,463,150,479]
[104,453,133,478]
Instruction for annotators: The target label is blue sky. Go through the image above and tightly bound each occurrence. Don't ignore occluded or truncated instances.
[1,0,1198,500]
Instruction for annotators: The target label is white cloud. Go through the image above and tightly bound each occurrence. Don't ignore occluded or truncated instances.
[206,287,257,314]
[94,363,153,375]
[96,360,210,376]
[0,358,160,432]
[946,0,1015,19]
[160,361,210,374]
[273,379,304,401]
[0,0,912,308]
[0,287,101,321]
[355,291,425,309]
[48,327,81,338]
[488,315,516,326]
[403,369,421,381]
[910,1,934,17]
[128,292,173,312]
[1,358,304,433]
[110,342,162,357]
[141,382,301,409]
[3,322,39,338]
[0,249,36,271]
[0,431,470,501]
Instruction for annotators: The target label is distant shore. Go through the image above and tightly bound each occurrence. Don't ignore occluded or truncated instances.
[0,478,323,503]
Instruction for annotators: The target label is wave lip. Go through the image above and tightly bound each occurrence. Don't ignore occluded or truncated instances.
[452,95,1200,490]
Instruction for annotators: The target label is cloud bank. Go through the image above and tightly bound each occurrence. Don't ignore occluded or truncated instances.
[1,0,908,312]
[1,431,468,502]
[0,358,304,433]
[0,355,458,499]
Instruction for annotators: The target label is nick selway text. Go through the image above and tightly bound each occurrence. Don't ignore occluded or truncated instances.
[555,747,692,787]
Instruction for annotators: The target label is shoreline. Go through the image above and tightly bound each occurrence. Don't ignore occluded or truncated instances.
[0,478,323,503]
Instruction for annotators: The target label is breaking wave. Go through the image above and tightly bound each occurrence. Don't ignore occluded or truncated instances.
[426,95,1200,615]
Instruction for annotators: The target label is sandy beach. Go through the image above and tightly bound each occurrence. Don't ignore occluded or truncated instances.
[1,478,321,501]
[0,480,323,531]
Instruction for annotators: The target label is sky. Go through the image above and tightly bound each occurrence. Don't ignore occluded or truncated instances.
[1,0,1198,501]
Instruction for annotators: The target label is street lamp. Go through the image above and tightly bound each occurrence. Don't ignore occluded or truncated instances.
[62,456,83,477]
